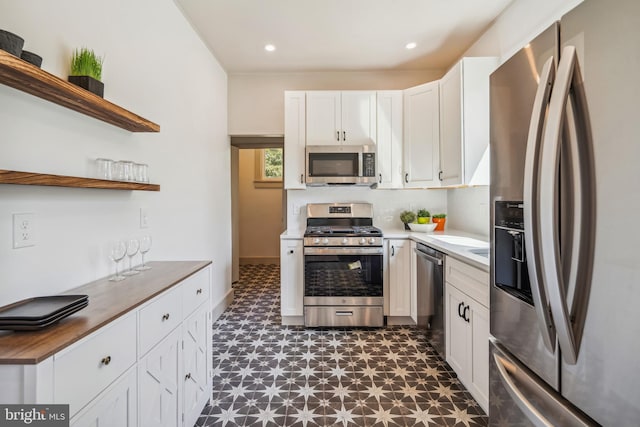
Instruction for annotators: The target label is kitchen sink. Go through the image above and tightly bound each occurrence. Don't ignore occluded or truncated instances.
[468,247,490,258]
[432,235,488,248]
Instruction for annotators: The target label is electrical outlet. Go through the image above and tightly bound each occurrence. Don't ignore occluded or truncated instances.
[140,208,149,228]
[13,213,36,249]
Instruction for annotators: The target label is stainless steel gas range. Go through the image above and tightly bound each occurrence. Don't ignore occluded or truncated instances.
[303,203,384,327]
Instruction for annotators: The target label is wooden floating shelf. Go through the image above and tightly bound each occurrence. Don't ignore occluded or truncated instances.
[0,170,160,191]
[0,50,159,132]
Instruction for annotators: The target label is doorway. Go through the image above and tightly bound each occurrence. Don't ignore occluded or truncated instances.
[230,137,286,283]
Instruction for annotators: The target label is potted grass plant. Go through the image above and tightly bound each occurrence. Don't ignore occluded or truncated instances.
[68,48,104,97]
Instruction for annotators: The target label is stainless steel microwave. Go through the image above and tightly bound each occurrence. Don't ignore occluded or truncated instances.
[305,145,377,186]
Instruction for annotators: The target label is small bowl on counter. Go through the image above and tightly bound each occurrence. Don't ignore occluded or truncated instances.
[408,223,437,233]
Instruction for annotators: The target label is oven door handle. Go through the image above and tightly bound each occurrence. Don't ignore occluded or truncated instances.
[304,247,383,256]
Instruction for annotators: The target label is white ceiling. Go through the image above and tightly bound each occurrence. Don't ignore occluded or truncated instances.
[175,0,514,73]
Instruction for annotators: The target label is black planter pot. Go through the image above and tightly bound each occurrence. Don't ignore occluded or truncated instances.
[404,223,411,230]
[68,75,104,98]
[20,50,42,68]
[0,29,24,57]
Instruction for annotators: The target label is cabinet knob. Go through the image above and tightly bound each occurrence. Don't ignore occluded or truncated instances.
[405,173,409,183]
[196,288,203,295]
[185,372,192,380]
[162,313,170,321]
[101,356,112,366]
[289,250,294,254]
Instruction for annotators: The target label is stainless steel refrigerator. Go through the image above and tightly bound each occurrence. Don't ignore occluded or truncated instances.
[489,0,640,425]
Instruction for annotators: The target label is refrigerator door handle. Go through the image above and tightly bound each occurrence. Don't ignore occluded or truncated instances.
[523,56,556,352]
[539,46,596,365]
[492,343,597,427]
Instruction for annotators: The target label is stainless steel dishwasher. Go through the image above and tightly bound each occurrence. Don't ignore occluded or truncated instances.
[414,242,445,358]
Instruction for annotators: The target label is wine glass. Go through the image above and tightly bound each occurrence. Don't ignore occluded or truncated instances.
[136,235,152,271]
[108,240,127,281]
[123,238,140,276]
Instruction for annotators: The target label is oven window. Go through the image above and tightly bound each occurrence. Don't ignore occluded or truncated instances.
[304,254,383,297]
[308,153,358,177]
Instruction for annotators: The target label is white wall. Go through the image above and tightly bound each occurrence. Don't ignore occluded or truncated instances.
[229,70,444,135]
[238,150,282,261]
[286,188,447,235]
[0,0,231,308]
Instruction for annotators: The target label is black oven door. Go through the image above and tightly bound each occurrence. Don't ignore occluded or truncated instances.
[304,247,383,306]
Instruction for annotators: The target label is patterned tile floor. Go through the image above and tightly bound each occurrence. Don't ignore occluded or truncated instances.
[195,264,487,427]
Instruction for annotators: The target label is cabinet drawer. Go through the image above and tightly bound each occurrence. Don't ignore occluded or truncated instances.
[54,313,136,416]
[446,257,489,307]
[138,285,182,356]
[182,268,210,316]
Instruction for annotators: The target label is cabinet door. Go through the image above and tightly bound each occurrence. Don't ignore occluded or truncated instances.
[403,81,440,188]
[341,91,376,145]
[138,328,180,427]
[284,91,306,189]
[439,61,463,186]
[376,91,403,188]
[445,284,470,383]
[470,302,489,411]
[280,239,304,317]
[71,368,137,427]
[306,91,341,145]
[388,239,411,317]
[183,304,211,427]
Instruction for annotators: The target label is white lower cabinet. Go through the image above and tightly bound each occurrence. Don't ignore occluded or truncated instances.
[387,239,411,317]
[71,367,137,427]
[445,257,489,411]
[138,328,181,427]
[280,238,304,320]
[182,304,211,427]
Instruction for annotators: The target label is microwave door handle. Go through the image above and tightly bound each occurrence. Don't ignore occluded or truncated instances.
[540,46,595,365]
[523,56,556,353]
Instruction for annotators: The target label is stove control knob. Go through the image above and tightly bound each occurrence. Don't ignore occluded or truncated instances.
[359,238,366,244]
[342,238,349,245]
[322,238,329,245]
[313,238,320,244]
[369,237,376,244]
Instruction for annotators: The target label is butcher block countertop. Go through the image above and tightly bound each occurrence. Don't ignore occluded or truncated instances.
[0,261,211,365]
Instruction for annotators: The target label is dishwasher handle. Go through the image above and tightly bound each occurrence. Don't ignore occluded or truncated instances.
[413,248,443,266]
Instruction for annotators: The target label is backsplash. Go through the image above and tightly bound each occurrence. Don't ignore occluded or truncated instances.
[446,186,490,238]
[286,187,447,233]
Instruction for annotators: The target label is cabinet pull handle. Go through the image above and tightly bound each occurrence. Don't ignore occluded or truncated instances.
[458,302,465,318]
[162,313,170,321]
[101,356,112,366]
[336,131,340,141]
[300,174,304,184]
[379,173,382,184]
[342,131,346,141]
[391,246,395,256]
[405,173,409,183]
[439,170,443,181]
[463,305,470,323]
[185,372,192,380]
[196,288,202,295]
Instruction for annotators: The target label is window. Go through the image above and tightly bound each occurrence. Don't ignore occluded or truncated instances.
[254,148,283,188]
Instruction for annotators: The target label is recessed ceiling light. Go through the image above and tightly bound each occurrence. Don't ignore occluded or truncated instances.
[265,44,276,52]
[406,42,417,50]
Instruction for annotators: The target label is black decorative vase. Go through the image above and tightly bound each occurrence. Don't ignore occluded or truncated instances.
[0,29,24,57]
[68,75,104,98]
[20,50,42,68]
[404,223,411,230]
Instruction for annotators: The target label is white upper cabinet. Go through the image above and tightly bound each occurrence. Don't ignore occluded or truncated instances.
[306,91,376,145]
[439,57,498,187]
[376,91,403,189]
[284,91,306,189]
[403,81,440,188]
